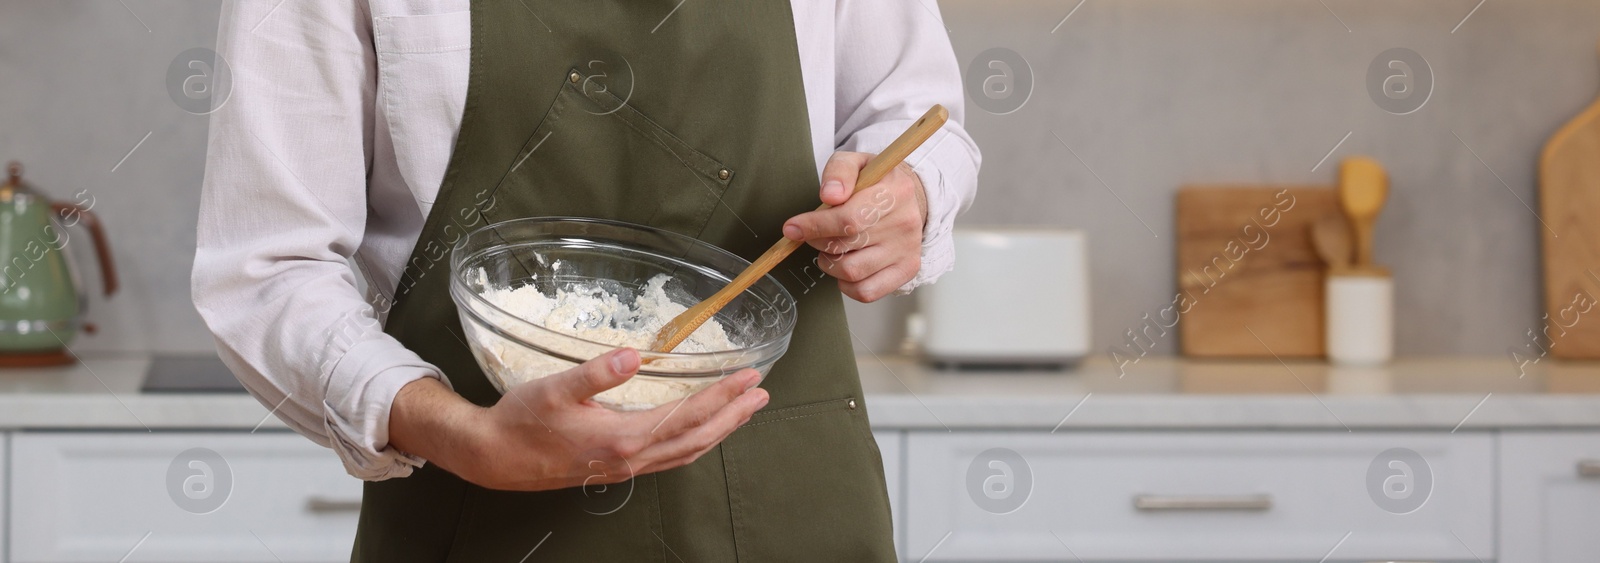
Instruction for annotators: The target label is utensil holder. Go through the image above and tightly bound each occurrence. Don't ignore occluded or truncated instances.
[1325,273,1393,366]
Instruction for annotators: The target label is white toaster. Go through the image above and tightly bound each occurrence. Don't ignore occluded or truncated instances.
[913,228,1090,366]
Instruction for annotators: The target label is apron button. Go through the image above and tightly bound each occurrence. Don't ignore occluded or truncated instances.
[847,399,857,410]
[718,169,731,181]
[569,71,580,83]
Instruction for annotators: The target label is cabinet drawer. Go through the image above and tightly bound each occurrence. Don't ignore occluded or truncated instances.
[2,433,9,560]
[904,432,1493,561]
[1501,431,1600,563]
[10,432,361,563]
[874,430,904,559]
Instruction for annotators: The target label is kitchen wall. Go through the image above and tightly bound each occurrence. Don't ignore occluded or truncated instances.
[0,0,224,354]
[2,0,1596,358]
[850,0,1600,357]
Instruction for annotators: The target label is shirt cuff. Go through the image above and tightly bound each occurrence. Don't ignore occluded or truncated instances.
[321,337,451,480]
[840,126,980,294]
[902,130,978,293]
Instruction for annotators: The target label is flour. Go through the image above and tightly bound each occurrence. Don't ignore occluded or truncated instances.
[468,270,742,410]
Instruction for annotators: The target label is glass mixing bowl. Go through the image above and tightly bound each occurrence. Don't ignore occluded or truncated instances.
[449,217,796,411]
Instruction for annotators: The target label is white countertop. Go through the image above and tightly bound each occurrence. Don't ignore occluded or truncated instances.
[0,356,276,431]
[1,353,1598,431]
[857,356,1600,431]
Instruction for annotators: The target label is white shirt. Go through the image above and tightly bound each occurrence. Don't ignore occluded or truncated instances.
[194,0,980,480]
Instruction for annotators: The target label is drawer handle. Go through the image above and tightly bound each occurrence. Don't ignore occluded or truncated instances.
[1579,459,1600,477]
[1133,494,1272,511]
[306,496,362,513]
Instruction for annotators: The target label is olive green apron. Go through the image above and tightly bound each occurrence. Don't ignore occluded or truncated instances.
[354,1,896,561]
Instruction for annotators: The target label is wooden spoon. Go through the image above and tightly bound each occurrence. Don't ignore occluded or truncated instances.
[649,105,949,353]
[1310,214,1352,273]
[1338,156,1388,271]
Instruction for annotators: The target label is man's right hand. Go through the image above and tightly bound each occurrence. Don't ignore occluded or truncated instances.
[388,348,770,491]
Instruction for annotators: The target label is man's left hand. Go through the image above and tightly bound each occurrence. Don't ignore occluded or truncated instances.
[783,151,927,303]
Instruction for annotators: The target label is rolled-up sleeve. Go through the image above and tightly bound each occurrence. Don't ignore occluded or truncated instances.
[193,0,445,480]
[834,0,981,292]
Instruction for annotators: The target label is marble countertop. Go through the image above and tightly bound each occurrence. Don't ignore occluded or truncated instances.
[0,353,1597,431]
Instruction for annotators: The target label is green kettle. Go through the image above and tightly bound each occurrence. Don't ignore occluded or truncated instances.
[0,161,117,366]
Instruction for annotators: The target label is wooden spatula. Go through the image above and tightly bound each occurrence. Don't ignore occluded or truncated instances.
[1338,156,1388,272]
[649,105,949,353]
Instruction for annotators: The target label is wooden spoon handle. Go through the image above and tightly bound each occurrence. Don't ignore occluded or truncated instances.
[650,105,949,353]
[1352,219,1374,267]
[846,105,951,199]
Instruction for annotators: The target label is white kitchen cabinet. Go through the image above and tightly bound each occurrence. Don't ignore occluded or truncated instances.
[9,432,361,563]
[904,431,1494,561]
[2,432,9,562]
[874,430,904,559]
[1501,431,1600,562]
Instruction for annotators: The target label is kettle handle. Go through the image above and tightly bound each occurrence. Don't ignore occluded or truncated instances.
[50,202,118,296]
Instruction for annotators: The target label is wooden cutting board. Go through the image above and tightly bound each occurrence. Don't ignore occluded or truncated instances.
[1538,41,1600,360]
[1175,186,1338,358]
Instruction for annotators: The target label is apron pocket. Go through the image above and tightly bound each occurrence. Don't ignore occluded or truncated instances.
[483,69,736,238]
[570,71,733,186]
[720,397,898,562]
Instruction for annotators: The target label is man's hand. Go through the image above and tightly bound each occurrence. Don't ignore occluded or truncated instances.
[783,151,928,303]
[389,348,769,491]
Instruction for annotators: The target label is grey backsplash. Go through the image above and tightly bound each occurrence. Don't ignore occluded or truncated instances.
[0,1,226,355]
[849,0,1600,358]
[2,1,1596,359]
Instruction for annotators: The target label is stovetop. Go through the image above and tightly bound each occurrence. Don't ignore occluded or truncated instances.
[141,355,246,394]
